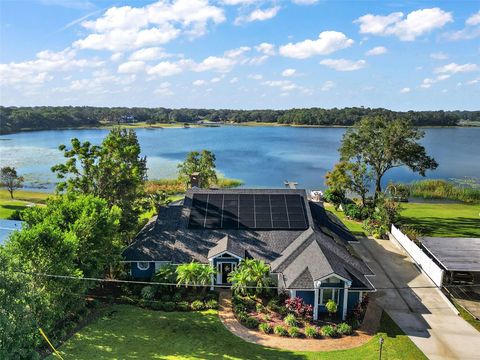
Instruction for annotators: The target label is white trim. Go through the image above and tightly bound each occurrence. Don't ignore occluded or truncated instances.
[318,288,341,306]
[137,262,150,271]
[209,259,214,291]
[316,273,352,286]
[342,283,349,320]
[313,288,319,320]
[208,250,243,262]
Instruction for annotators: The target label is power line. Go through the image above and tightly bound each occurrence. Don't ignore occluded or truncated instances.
[8,269,480,291]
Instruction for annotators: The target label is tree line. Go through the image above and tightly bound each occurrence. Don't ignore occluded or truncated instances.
[1,105,475,134]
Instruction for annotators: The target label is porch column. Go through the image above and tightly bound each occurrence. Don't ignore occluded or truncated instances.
[342,283,349,320]
[209,259,214,290]
[313,287,319,320]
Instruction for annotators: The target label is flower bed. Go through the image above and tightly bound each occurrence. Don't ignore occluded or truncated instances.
[232,293,368,339]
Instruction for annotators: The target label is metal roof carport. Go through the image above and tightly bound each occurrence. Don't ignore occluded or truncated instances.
[420,237,480,272]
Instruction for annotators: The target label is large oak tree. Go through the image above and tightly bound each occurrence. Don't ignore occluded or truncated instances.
[339,116,438,202]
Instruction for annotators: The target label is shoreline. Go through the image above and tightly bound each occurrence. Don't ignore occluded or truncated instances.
[1,122,479,135]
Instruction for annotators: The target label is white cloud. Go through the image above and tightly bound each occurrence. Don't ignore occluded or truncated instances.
[193,79,207,86]
[129,47,170,61]
[247,55,269,65]
[74,0,226,52]
[147,61,184,76]
[194,56,235,72]
[0,48,103,85]
[118,60,145,73]
[434,62,479,74]
[365,46,387,56]
[320,80,335,91]
[282,68,296,77]
[111,52,123,61]
[263,79,298,92]
[224,46,251,58]
[279,31,354,59]
[319,58,366,71]
[154,81,174,96]
[235,6,280,25]
[400,87,411,93]
[444,10,480,40]
[229,77,239,83]
[210,76,222,83]
[466,10,480,26]
[248,74,263,80]
[355,8,453,41]
[430,52,448,60]
[292,0,319,4]
[255,42,275,56]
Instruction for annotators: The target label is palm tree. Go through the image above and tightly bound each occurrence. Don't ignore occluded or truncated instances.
[176,262,215,287]
[228,259,271,296]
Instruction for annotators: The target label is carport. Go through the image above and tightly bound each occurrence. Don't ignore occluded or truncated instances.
[420,236,480,319]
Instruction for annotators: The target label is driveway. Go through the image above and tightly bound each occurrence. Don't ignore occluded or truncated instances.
[351,236,480,360]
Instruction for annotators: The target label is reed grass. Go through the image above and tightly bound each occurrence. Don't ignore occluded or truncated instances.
[407,179,480,203]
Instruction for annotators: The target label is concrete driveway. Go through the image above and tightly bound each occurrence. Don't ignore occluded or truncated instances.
[351,236,480,360]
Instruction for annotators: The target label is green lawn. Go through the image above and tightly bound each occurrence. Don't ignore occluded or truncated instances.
[50,305,425,360]
[325,202,480,238]
[400,202,480,237]
[0,189,50,219]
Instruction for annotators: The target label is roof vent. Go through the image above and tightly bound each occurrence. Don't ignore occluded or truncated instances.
[190,172,201,188]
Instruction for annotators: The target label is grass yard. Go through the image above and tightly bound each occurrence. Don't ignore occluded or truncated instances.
[0,189,50,219]
[50,305,425,360]
[325,202,480,238]
[400,202,480,237]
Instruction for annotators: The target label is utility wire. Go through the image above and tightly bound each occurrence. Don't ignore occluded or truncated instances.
[9,269,480,291]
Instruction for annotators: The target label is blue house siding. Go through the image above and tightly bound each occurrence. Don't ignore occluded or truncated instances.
[347,291,361,312]
[296,291,315,306]
[131,262,155,279]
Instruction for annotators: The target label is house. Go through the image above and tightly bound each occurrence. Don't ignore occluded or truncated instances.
[122,188,375,320]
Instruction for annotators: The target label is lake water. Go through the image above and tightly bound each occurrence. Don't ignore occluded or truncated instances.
[0,126,479,191]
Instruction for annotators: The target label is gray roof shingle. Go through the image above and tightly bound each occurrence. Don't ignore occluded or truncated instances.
[122,188,374,290]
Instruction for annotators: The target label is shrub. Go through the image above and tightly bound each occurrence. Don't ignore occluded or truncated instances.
[283,313,297,327]
[162,301,175,312]
[274,325,288,336]
[256,302,265,313]
[343,203,369,221]
[176,301,189,311]
[190,300,205,311]
[325,299,338,318]
[288,326,301,338]
[141,286,157,300]
[245,317,260,329]
[236,311,248,323]
[204,292,218,301]
[160,294,171,302]
[267,299,279,312]
[205,299,218,309]
[263,314,271,322]
[305,326,318,339]
[323,188,345,209]
[337,323,353,335]
[233,303,247,314]
[321,325,337,338]
[278,306,288,317]
[259,323,273,334]
[172,293,182,303]
[149,301,163,311]
[284,297,313,319]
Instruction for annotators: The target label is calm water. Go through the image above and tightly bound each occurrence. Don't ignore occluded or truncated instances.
[0,126,479,190]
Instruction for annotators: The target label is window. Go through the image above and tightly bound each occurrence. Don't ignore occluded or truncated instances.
[319,288,340,305]
[137,262,150,270]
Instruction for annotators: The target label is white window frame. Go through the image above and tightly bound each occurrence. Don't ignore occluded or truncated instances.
[319,288,340,305]
[137,262,150,271]
[216,261,237,284]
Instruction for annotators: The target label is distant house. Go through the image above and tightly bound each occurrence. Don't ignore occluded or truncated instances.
[123,188,375,320]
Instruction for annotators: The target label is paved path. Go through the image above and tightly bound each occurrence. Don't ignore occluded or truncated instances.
[217,290,380,352]
[352,236,480,360]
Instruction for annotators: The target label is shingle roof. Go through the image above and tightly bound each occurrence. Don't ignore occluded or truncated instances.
[122,188,374,290]
[309,202,358,244]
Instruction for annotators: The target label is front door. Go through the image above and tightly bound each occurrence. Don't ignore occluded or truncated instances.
[219,262,235,284]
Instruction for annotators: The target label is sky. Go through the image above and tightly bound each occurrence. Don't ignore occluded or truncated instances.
[0,0,479,111]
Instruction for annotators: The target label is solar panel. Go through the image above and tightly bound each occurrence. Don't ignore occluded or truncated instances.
[188,193,308,230]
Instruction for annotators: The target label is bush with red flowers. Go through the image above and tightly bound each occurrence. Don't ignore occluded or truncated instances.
[284,297,313,320]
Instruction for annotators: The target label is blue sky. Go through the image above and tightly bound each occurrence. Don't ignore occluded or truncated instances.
[0,0,479,110]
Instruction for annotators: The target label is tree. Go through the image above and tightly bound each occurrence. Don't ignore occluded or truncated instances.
[339,116,438,203]
[228,259,271,296]
[52,128,147,241]
[177,150,217,188]
[142,190,171,214]
[0,166,24,199]
[175,262,215,288]
[325,160,372,207]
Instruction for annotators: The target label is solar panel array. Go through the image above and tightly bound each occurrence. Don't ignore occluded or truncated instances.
[188,193,308,230]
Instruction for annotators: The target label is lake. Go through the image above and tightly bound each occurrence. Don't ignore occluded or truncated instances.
[0,126,479,191]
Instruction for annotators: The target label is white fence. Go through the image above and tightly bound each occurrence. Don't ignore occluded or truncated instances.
[389,225,445,287]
